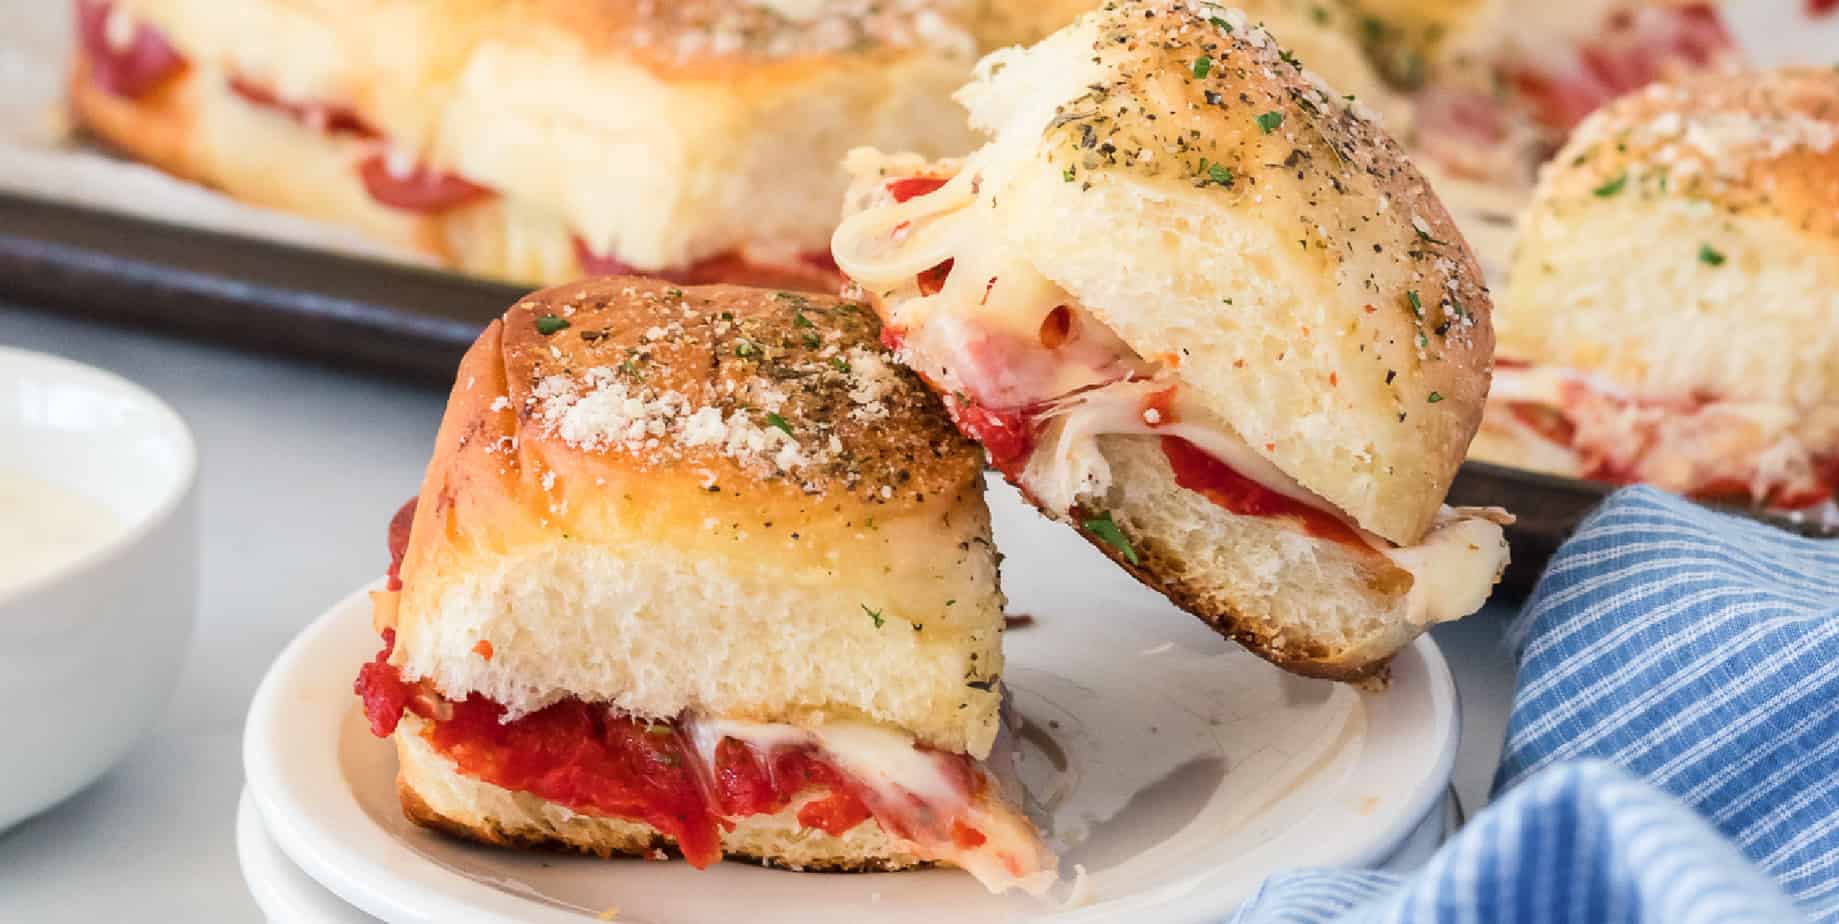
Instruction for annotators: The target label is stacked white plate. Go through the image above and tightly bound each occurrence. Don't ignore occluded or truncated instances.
[240,483,1460,923]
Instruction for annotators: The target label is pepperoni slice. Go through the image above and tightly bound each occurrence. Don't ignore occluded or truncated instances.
[385,497,416,592]
[1511,4,1732,133]
[357,155,495,213]
[227,76,378,139]
[888,176,948,203]
[948,400,1037,477]
[75,0,186,99]
[917,259,954,296]
[570,238,842,291]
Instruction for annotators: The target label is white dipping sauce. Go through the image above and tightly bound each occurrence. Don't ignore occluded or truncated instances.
[0,472,121,591]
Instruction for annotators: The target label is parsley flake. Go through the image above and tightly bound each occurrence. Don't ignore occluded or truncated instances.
[734,340,757,357]
[1082,512,1139,565]
[831,356,852,373]
[1256,111,1284,133]
[765,412,794,435]
[1592,173,1629,198]
[535,315,569,336]
[1699,244,1727,267]
[1193,55,1213,78]
[863,604,885,629]
[1428,391,1444,404]
[1210,15,1233,31]
[1208,163,1235,187]
[1063,165,1076,182]
[792,311,814,328]
[1406,290,1423,318]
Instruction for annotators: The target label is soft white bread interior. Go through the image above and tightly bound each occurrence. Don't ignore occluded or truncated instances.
[1088,436,1505,677]
[378,277,1007,758]
[943,2,1494,544]
[1498,67,1839,412]
[394,715,931,872]
[79,0,982,282]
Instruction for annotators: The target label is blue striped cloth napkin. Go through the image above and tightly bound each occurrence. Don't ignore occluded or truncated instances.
[1231,487,1839,924]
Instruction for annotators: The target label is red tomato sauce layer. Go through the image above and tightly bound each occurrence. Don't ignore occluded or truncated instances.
[1160,437,1367,547]
[353,639,891,868]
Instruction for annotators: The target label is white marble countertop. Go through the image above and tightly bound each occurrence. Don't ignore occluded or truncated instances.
[0,305,1520,922]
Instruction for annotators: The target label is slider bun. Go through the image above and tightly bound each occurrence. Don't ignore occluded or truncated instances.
[969,1,1414,133]
[393,715,930,872]
[958,1,1493,544]
[1498,67,1839,411]
[84,0,980,278]
[382,277,1006,758]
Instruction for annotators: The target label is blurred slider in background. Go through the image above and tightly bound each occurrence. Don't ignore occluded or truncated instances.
[1474,67,1839,522]
[66,0,994,292]
[56,0,1747,291]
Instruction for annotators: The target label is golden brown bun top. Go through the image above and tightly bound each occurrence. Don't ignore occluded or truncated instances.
[120,0,979,79]
[1546,67,1839,242]
[394,275,991,615]
[514,0,978,75]
[974,0,1494,541]
[493,277,981,506]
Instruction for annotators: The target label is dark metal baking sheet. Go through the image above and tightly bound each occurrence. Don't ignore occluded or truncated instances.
[0,191,519,382]
[1,190,1829,595]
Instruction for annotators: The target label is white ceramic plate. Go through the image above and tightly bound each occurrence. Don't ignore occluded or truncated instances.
[245,483,1457,924]
[236,785,1457,924]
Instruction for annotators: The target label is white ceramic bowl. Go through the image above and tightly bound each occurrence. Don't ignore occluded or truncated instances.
[0,345,198,830]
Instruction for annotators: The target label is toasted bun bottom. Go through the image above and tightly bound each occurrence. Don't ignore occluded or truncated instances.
[1077,436,1418,681]
[393,716,929,872]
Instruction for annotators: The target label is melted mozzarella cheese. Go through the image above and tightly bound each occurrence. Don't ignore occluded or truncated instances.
[685,716,1056,895]
[1384,511,1513,627]
[1026,379,1341,520]
[1031,379,1511,626]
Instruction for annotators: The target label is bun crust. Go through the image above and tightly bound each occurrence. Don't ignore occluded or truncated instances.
[1498,68,1839,411]
[78,0,980,283]
[958,1,1494,543]
[393,716,931,872]
[384,277,1007,757]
